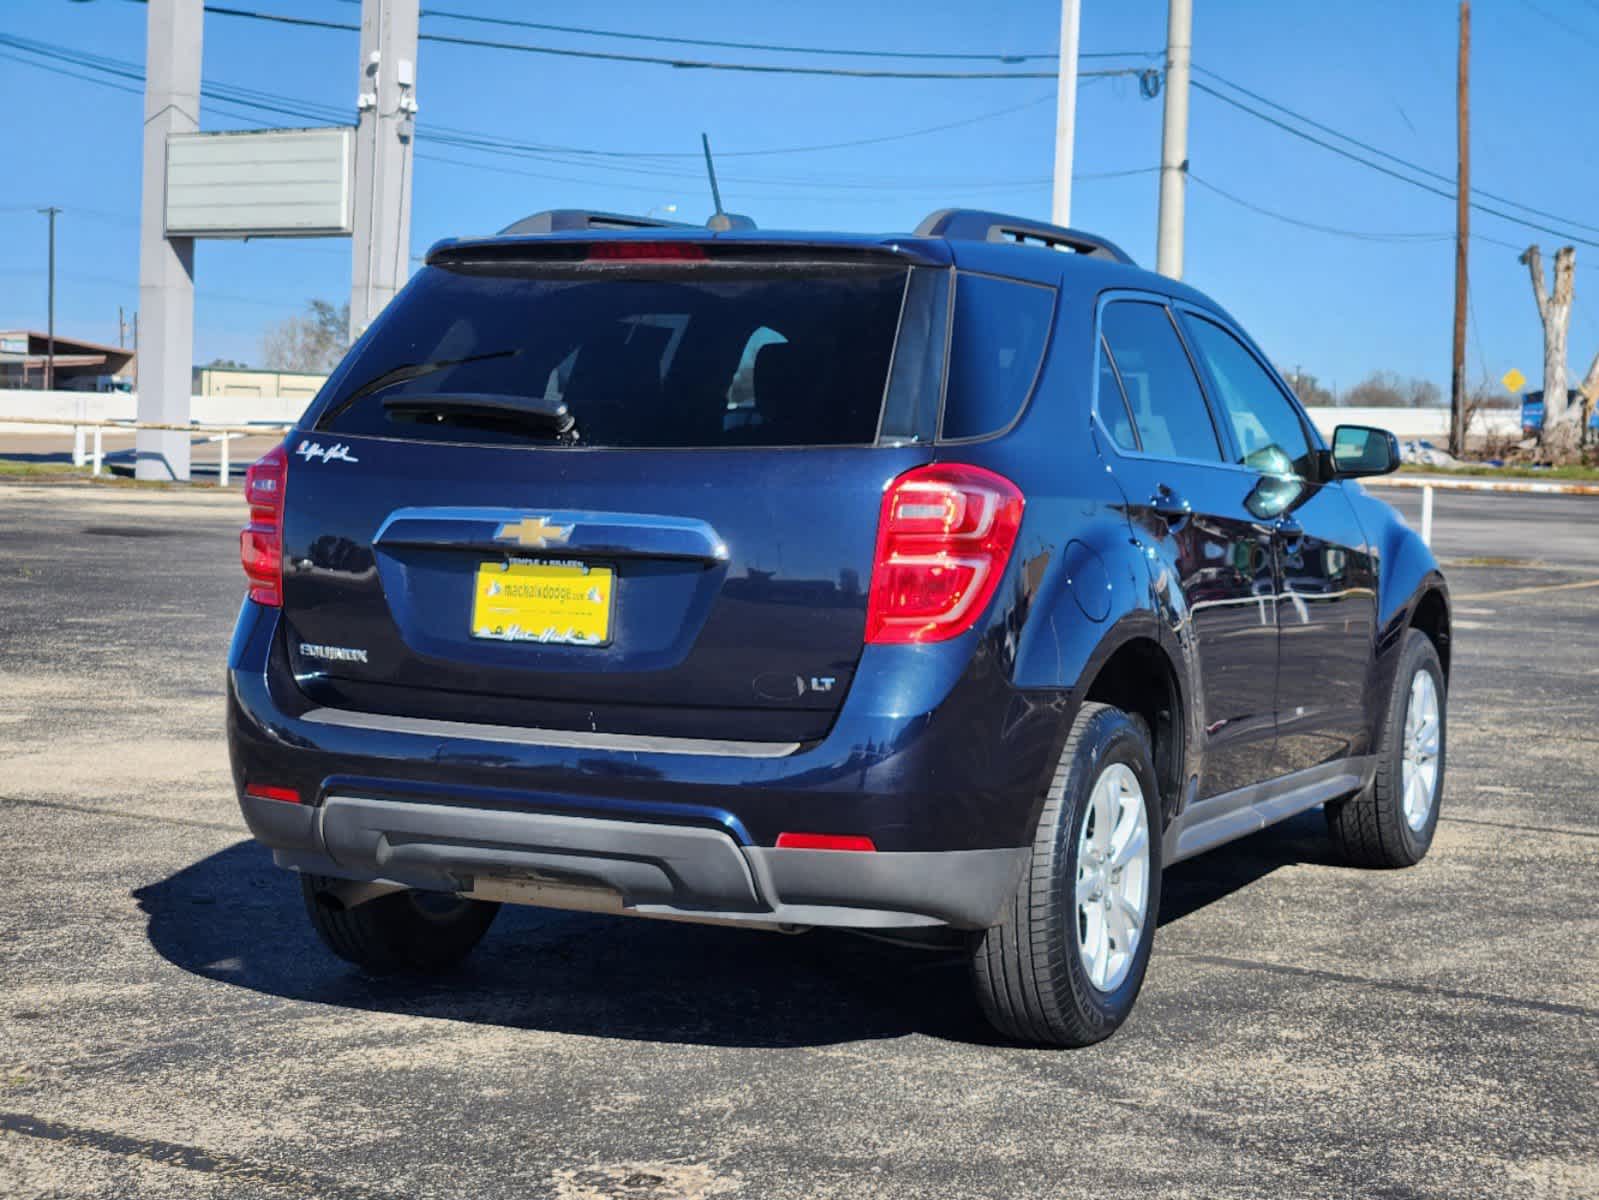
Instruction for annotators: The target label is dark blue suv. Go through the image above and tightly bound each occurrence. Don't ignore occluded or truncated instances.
[228,208,1450,1046]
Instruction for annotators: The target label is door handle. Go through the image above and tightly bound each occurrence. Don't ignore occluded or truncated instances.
[1274,514,1304,555]
[1149,484,1191,528]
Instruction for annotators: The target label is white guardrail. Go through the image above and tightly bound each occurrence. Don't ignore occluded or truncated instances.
[0,390,1522,440]
[0,414,291,485]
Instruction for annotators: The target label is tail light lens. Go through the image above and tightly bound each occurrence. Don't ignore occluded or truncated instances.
[240,444,287,606]
[865,463,1025,645]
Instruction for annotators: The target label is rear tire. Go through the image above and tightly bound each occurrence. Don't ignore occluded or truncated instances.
[971,703,1163,1047]
[300,875,500,974]
[1326,629,1446,868]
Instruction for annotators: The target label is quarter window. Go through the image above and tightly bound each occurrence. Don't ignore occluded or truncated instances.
[940,273,1055,440]
[1096,336,1138,452]
[1100,301,1222,462]
[1183,315,1316,478]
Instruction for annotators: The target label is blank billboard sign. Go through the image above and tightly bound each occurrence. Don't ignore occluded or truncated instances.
[165,127,355,238]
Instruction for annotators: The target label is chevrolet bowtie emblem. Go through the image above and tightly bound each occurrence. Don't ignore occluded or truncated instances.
[495,516,574,549]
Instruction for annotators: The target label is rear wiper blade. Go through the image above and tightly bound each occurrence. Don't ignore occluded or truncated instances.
[322,349,522,421]
[381,393,577,438]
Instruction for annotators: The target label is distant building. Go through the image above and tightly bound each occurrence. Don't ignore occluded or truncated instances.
[0,330,135,391]
[192,366,328,402]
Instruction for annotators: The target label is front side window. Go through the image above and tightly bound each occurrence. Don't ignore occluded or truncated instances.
[1182,314,1316,479]
[1099,300,1222,462]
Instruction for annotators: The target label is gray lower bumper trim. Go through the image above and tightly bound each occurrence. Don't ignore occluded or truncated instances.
[319,795,764,912]
[243,791,1030,932]
[744,846,1028,930]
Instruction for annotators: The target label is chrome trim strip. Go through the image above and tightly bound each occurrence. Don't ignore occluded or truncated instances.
[301,706,801,759]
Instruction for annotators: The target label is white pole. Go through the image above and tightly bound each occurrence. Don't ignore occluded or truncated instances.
[1051,0,1081,227]
[1156,0,1192,279]
[349,0,420,341]
[92,427,104,477]
[135,0,202,481]
[1421,484,1435,546]
[72,425,85,467]
[219,432,230,487]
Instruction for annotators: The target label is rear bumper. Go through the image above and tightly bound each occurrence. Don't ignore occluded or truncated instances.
[229,600,1063,928]
[243,790,1027,929]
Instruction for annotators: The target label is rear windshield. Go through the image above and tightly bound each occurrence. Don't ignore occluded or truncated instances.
[312,262,909,448]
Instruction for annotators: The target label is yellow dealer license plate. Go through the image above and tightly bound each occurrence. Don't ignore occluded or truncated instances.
[470,560,614,646]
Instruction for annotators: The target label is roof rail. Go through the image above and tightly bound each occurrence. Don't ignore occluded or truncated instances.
[498,209,694,236]
[914,208,1135,265]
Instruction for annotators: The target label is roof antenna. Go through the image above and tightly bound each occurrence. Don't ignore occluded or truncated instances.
[701,133,755,232]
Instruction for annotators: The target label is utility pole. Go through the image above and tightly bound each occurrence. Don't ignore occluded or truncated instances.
[118,305,126,348]
[1449,1,1471,457]
[1155,0,1192,279]
[136,0,201,481]
[349,0,419,342]
[1051,0,1081,227]
[38,206,60,391]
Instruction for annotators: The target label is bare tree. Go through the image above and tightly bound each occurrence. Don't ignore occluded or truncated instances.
[1344,371,1442,409]
[1284,369,1335,408]
[260,299,350,373]
[1519,245,1582,457]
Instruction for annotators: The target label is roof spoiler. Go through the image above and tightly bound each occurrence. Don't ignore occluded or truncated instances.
[914,208,1134,265]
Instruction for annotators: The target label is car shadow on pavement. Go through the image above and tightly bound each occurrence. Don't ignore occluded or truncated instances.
[134,808,1336,1049]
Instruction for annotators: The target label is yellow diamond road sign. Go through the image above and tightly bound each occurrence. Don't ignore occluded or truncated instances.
[1502,367,1526,394]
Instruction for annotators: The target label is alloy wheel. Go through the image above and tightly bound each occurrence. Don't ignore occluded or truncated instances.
[1074,762,1151,992]
[1401,670,1441,831]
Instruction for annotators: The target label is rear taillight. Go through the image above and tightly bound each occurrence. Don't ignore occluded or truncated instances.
[865,463,1025,645]
[240,444,287,607]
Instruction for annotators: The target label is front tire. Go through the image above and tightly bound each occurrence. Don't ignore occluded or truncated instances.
[1326,629,1446,868]
[971,702,1163,1047]
[301,876,500,974]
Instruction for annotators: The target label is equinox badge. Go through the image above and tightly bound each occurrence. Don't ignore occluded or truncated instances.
[495,516,574,549]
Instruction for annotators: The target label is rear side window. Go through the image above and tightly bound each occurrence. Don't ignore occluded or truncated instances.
[1100,301,1222,462]
[939,273,1055,440]
[313,263,909,448]
[1181,314,1316,478]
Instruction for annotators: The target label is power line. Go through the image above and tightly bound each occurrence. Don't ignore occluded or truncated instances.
[1515,0,1599,47]
[1193,65,1599,237]
[1189,80,1599,251]
[0,34,1124,195]
[1188,172,1528,253]
[138,1,1145,82]
[0,33,1105,172]
[324,0,1127,64]
[1187,174,1452,243]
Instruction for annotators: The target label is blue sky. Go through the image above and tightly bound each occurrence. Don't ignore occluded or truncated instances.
[3,0,1598,398]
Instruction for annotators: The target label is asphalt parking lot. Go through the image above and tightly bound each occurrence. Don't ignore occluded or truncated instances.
[0,479,1595,1200]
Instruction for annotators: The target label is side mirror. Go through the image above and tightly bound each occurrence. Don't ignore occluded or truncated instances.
[1329,424,1400,478]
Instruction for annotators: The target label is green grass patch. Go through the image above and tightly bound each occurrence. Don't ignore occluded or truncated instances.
[0,462,219,488]
[0,461,84,477]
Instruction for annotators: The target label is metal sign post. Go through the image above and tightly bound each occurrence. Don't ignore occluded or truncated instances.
[135,0,201,481]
